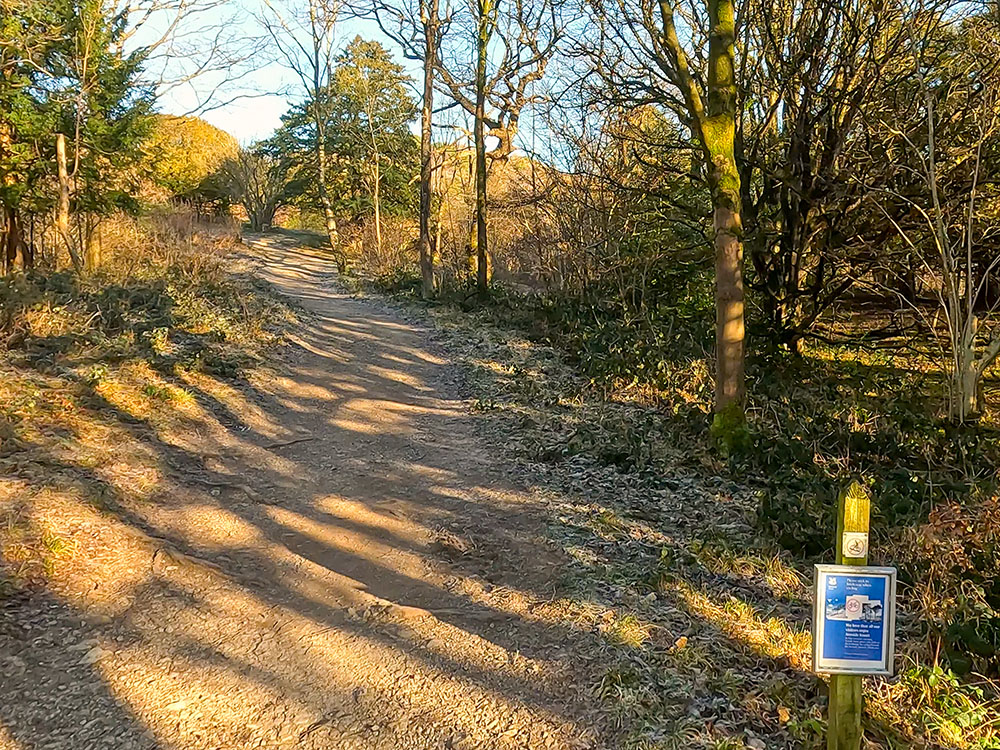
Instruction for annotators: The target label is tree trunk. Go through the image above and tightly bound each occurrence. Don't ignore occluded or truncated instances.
[951,315,992,422]
[467,208,478,279]
[434,192,443,287]
[6,209,34,271]
[419,0,439,299]
[952,356,980,422]
[28,212,38,269]
[713,204,745,410]
[473,0,492,294]
[706,0,745,415]
[3,206,18,273]
[315,132,344,272]
[372,161,382,254]
[56,133,83,274]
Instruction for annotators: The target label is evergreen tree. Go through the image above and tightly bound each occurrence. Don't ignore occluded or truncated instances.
[0,0,66,269]
[0,0,154,272]
[271,38,418,226]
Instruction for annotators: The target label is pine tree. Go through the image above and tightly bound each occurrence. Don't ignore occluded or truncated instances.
[270,38,418,226]
[52,0,155,269]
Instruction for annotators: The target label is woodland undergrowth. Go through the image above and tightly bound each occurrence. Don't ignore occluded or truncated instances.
[374,273,1000,750]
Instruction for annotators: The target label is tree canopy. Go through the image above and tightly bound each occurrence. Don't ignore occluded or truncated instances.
[269,36,418,221]
[146,114,239,205]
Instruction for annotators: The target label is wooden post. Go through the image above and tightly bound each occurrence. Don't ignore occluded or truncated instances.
[828,481,871,750]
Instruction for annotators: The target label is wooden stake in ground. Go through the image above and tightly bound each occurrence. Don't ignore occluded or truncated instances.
[828,481,871,750]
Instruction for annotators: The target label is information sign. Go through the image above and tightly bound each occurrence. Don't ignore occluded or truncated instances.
[813,565,896,676]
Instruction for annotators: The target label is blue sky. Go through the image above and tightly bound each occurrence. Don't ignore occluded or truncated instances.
[146,2,421,144]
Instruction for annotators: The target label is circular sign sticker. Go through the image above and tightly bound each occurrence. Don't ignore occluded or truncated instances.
[846,598,862,615]
[843,532,869,559]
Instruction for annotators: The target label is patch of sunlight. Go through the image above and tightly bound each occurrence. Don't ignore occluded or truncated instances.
[330,400,415,434]
[270,396,313,413]
[306,496,415,533]
[366,364,430,390]
[591,507,628,539]
[869,664,1000,750]
[264,503,428,588]
[98,460,162,500]
[694,543,806,600]
[167,504,265,549]
[602,612,654,650]
[475,358,517,375]
[324,379,367,395]
[1,505,78,581]
[258,371,346,400]
[0,724,20,747]
[564,545,602,567]
[41,528,77,567]
[93,378,158,423]
[407,349,448,366]
[180,369,288,433]
[328,416,384,435]
[358,317,414,333]
[380,353,420,367]
[673,581,811,671]
[803,340,938,376]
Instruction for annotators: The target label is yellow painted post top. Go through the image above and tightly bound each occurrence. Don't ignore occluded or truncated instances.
[836,481,871,567]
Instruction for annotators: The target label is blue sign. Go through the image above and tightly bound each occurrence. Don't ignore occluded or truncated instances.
[813,565,896,675]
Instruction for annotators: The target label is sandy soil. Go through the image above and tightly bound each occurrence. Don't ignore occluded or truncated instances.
[0,235,606,750]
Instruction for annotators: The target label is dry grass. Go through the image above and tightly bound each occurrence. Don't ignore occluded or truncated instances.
[0,208,296,593]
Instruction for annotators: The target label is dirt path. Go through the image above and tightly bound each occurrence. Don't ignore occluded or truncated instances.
[0,235,604,749]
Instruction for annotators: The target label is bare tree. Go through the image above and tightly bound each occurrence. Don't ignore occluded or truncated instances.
[224,148,290,232]
[435,0,565,291]
[260,0,347,271]
[114,0,267,114]
[418,0,444,296]
[353,0,451,297]
[874,7,1000,422]
[470,0,497,291]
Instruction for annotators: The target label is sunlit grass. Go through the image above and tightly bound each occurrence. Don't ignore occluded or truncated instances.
[603,612,654,649]
[673,581,811,670]
[868,663,1000,750]
[692,542,807,600]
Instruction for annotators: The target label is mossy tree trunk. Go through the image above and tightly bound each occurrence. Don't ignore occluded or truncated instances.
[705,0,744,413]
[657,0,745,418]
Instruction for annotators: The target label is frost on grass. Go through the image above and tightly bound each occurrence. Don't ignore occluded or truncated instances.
[375,297,1000,750]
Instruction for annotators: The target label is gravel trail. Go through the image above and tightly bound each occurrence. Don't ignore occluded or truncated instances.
[0,234,604,750]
